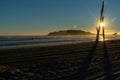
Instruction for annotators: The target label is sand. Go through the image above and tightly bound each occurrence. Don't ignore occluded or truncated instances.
[0,40,120,80]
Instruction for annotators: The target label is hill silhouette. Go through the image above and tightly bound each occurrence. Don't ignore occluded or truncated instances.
[48,30,93,36]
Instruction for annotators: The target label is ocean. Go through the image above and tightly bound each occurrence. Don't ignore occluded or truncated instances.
[0,35,119,48]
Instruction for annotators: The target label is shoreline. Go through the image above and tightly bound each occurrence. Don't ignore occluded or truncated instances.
[0,41,94,50]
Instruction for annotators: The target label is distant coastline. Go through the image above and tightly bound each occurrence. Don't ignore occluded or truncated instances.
[48,30,93,36]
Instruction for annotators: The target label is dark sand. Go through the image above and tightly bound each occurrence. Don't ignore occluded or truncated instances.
[0,40,120,80]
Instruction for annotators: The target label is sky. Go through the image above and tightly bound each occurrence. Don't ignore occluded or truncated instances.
[0,0,120,35]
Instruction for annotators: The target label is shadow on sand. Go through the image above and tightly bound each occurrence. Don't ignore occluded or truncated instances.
[103,41,114,80]
[59,39,115,80]
[58,40,99,80]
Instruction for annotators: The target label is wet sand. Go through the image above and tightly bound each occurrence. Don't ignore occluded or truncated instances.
[0,40,120,80]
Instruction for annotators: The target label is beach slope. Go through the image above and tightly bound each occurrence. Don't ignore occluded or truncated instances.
[0,40,120,80]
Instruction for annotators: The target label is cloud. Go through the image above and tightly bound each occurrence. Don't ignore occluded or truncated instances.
[73,25,77,28]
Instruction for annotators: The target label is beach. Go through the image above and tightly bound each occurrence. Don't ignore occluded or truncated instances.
[0,40,120,80]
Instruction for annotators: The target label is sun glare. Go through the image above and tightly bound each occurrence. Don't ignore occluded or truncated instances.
[100,22,104,27]
[100,36,104,41]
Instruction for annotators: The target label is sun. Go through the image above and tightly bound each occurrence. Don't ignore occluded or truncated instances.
[100,22,104,27]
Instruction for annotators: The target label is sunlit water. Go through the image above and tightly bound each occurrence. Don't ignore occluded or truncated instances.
[0,35,120,48]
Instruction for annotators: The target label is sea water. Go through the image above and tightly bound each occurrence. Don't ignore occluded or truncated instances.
[0,35,119,48]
